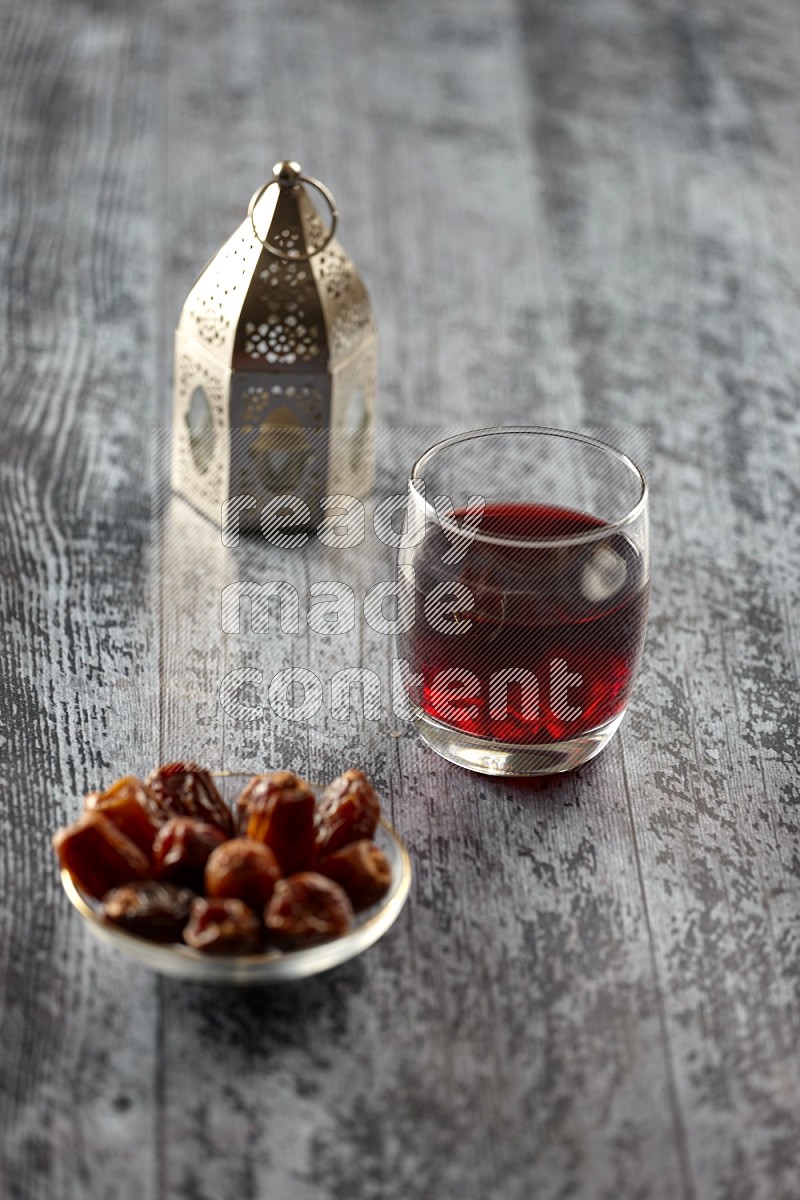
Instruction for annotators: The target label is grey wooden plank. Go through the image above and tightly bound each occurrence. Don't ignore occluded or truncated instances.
[0,3,163,1199]
[154,2,684,1199]
[517,1,800,1196]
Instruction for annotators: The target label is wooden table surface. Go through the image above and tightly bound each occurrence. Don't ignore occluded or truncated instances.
[2,1,799,1197]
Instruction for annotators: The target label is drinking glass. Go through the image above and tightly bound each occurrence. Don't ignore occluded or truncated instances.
[395,427,650,776]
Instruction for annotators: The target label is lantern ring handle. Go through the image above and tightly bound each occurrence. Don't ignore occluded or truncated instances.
[248,175,339,261]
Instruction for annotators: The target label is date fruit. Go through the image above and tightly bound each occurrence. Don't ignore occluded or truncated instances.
[241,771,315,875]
[314,769,380,859]
[146,762,233,836]
[53,813,149,900]
[316,839,392,911]
[205,838,281,911]
[102,881,194,942]
[265,872,353,947]
[153,817,228,890]
[57,761,397,957]
[183,897,262,954]
[84,776,166,859]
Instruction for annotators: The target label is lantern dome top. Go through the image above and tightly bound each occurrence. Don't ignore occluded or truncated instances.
[176,162,375,373]
[273,159,303,182]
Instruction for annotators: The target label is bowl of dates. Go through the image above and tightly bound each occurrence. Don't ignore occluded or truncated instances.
[54,765,411,985]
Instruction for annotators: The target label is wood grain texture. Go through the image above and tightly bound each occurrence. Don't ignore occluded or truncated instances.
[0,5,163,1199]
[1,1,799,1198]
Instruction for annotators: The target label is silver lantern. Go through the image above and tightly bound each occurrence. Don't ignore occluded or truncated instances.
[171,160,376,532]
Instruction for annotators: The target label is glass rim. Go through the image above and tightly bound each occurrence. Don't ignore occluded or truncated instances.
[409,426,649,550]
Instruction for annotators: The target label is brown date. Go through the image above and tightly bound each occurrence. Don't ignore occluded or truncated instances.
[84,776,167,859]
[205,839,281,911]
[316,839,391,911]
[314,769,380,859]
[265,872,353,947]
[53,813,149,900]
[241,771,315,875]
[146,762,233,836]
[153,818,228,890]
[102,881,194,943]
[183,897,263,954]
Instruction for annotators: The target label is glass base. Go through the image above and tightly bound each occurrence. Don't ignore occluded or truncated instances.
[410,710,626,777]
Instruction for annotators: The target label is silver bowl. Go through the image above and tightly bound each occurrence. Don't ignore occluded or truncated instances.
[60,775,412,985]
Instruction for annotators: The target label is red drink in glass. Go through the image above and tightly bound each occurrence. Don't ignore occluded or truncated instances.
[395,428,650,775]
[397,502,649,746]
